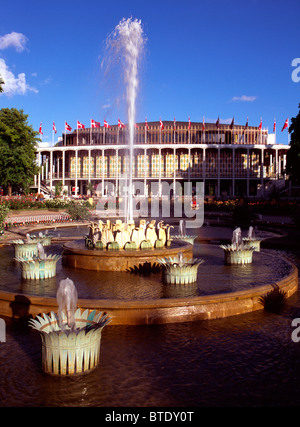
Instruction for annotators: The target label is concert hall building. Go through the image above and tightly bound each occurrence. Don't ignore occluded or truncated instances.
[35,120,289,199]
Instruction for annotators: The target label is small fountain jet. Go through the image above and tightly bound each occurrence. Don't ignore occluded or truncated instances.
[56,278,78,331]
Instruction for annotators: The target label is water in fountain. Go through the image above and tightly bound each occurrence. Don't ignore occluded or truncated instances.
[37,242,45,260]
[104,18,145,223]
[232,227,242,250]
[56,278,78,331]
[179,219,186,237]
[248,226,254,240]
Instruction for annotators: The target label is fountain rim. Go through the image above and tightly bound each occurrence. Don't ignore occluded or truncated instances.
[0,255,297,324]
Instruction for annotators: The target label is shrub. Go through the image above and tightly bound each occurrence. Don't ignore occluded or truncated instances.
[66,200,91,221]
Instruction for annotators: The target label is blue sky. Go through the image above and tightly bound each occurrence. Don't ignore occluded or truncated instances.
[0,0,299,145]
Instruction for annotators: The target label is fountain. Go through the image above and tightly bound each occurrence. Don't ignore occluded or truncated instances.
[16,242,61,280]
[0,18,297,328]
[11,235,38,259]
[242,226,262,252]
[63,218,193,271]
[27,231,52,247]
[157,251,204,285]
[29,278,111,375]
[103,17,145,223]
[220,227,256,265]
[172,219,197,245]
[60,18,194,271]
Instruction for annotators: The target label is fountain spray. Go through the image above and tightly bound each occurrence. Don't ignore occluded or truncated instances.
[104,18,145,223]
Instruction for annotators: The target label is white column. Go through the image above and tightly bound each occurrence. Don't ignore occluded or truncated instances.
[275,148,279,179]
[62,150,65,189]
[173,147,176,197]
[232,148,235,197]
[88,149,91,183]
[246,148,250,197]
[37,153,41,194]
[50,150,53,195]
[144,148,147,196]
[102,150,105,196]
[203,147,206,195]
[261,148,264,197]
[159,148,162,197]
[217,147,220,198]
[75,149,78,196]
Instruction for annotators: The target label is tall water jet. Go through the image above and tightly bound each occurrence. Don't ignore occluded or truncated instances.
[104,18,145,223]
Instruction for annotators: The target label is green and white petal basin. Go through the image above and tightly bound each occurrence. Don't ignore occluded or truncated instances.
[29,308,111,375]
[157,253,204,285]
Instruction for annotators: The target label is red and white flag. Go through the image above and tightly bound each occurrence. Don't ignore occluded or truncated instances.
[174,117,176,131]
[91,119,100,128]
[273,118,276,133]
[118,118,126,128]
[281,118,289,132]
[159,118,164,130]
[77,121,85,129]
[145,117,149,130]
[104,119,110,128]
[258,118,262,130]
[39,122,43,135]
[202,116,205,131]
[65,122,72,132]
[53,122,57,134]
[216,117,220,129]
[188,117,191,130]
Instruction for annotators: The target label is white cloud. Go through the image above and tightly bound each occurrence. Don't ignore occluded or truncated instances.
[0,32,28,52]
[231,95,257,102]
[0,58,38,96]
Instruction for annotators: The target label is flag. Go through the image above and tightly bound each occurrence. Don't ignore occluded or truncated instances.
[174,117,176,131]
[118,118,126,128]
[145,117,149,130]
[104,119,110,128]
[243,117,248,133]
[53,122,57,134]
[230,117,234,129]
[91,119,100,128]
[77,121,85,129]
[258,118,262,130]
[273,118,276,133]
[65,122,72,132]
[216,117,220,128]
[202,116,205,131]
[135,124,139,128]
[281,118,289,132]
[159,118,164,130]
[188,117,191,130]
[39,122,43,135]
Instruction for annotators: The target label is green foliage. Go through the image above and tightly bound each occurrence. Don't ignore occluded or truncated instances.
[0,75,4,93]
[0,108,39,195]
[286,103,300,184]
[66,200,91,221]
[55,181,63,197]
[0,204,9,231]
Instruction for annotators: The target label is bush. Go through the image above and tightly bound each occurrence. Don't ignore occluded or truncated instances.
[66,200,91,221]
[0,204,9,232]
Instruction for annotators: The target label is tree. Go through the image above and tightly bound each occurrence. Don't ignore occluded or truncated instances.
[286,103,300,184]
[0,75,4,93]
[0,108,39,195]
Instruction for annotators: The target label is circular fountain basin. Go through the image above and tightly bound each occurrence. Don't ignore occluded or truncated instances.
[0,239,297,325]
[62,239,193,271]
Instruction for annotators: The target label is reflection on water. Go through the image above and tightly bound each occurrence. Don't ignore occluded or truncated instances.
[1,227,300,407]
[0,242,292,300]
